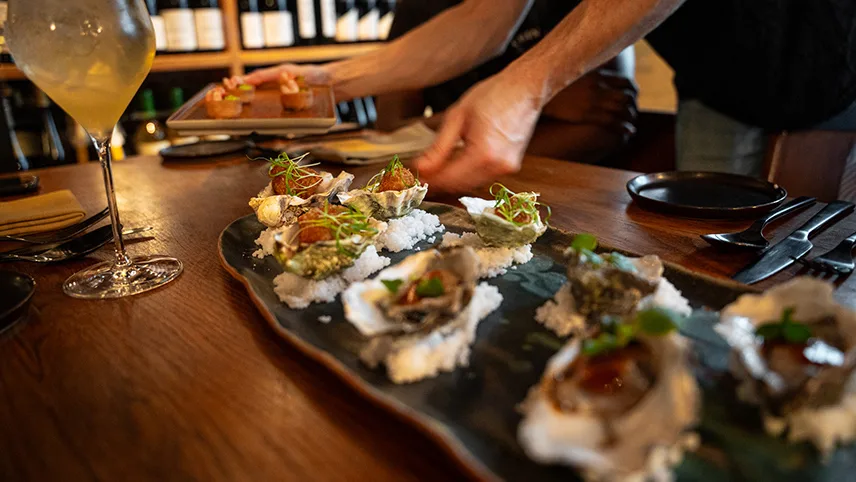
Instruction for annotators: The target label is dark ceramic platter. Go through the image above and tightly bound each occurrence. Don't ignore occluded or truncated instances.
[219,203,855,481]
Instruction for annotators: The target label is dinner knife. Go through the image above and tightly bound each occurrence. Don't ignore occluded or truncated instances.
[732,200,855,284]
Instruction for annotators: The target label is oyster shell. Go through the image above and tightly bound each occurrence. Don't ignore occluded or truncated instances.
[459,196,546,248]
[272,217,384,280]
[338,183,429,221]
[715,277,856,454]
[342,247,503,383]
[518,333,700,481]
[535,251,691,337]
[249,171,354,227]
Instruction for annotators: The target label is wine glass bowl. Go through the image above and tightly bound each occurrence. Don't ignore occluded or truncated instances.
[7,0,182,299]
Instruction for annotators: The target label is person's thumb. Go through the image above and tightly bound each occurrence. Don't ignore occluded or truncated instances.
[416,111,464,175]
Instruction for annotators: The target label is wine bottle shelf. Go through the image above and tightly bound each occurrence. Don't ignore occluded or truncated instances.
[0,43,382,81]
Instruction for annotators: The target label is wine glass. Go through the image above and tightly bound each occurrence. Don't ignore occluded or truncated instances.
[7,0,182,298]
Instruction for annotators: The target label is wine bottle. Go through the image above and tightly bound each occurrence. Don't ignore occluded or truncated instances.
[36,90,65,163]
[335,0,357,43]
[145,0,168,52]
[261,0,295,48]
[192,0,225,51]
[356,0,378,42]
[160,0,198,52]
[295,0,318,45]
[376,0,394,41]
[166,87,199,146]
[239,0,265,49]
[0,0,12,62]
[318,0,337,44]
[0,84,28,170]
[133,89,171,156]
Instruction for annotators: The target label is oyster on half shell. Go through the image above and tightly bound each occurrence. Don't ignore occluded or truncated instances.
[715,277,856,454]
[342,246,503,383]
[249,171,354,227]
[272,215,383,280]
[338,183,428,221]
[519,333,700,481]
[459,196,546,248]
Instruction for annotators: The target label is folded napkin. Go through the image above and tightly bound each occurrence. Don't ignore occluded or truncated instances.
[0,189,86,236]
[308,122,436,165]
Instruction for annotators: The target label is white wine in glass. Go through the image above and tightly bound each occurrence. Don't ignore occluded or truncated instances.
[7,0,182,298]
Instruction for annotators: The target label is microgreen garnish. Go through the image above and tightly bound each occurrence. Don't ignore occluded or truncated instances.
[381,279,404,293]
[581,307,682,357]
[755,307,812,344]
[224,95,240,101]
[415,277,445,298]
[238,84,253,91]
[603,252,638,273]
[571,233,598,252]
[364,155,419,192]
[292,203,378,258]
[489,183,551,227]
[266,152,323,196]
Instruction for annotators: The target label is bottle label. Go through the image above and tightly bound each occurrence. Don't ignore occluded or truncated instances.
[262,11,294,47]
[335,8,358,42]
[150,15,168,51]
[296,0,317,39]
[194,8,225,50]
[357,9,378,41]
[377,11,393,40]
[319,0,336,38]
[241,12,265,49]
[163,9,197,51]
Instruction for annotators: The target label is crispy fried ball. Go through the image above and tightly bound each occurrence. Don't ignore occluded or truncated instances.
[271,165,323,197]
[297,205,348,245]
[377,167,417,192]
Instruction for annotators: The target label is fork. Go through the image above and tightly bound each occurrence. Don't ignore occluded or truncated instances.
[796,230,856,275]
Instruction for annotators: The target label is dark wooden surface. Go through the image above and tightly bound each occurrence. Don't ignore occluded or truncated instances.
[1,155,855,482]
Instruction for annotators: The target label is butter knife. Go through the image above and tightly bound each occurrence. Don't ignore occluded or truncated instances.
[733,200,855,284]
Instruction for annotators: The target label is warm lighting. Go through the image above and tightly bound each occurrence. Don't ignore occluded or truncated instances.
[145,122,156,134]
[49,23,56,31]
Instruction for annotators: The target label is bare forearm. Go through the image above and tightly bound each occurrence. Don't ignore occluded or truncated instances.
[328,0,532,100]
[505,0,685,109]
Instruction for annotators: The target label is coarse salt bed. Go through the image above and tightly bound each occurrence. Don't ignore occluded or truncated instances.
[252,226,288,259]
[273,246,391,309]
[440,231,533,278]
[374,209,445,253]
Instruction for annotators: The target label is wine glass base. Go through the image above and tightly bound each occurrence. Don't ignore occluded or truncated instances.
[63,255,183,299]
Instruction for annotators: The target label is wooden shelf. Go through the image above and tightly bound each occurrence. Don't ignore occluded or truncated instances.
[240,43,382,66]
[151,51,233,73]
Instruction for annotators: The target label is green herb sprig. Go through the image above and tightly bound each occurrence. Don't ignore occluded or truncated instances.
[489,183,551,227]
[415,277,445,298]
[581,307,683,357]
[381,279,404,293]
[566,234,638,273]
[266,152,323,196]
[364,155,419,192]
[755,307,812,344]
[292,204,378,258]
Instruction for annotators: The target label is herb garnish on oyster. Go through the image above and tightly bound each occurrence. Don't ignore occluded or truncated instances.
[338,155,429,221]
[459,183,550,248]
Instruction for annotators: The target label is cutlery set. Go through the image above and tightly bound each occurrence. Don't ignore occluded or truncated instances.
[701,197,856,283]
[0,209,153,263]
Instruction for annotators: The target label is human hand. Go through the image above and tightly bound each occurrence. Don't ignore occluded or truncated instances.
[415,75,541,193]
[240,63,332,87]
[542,69,638,139]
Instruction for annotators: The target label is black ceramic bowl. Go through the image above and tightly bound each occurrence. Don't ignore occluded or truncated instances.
[0,271,35,334]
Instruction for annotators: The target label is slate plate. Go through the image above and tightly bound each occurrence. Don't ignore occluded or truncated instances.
[218,203,855,481]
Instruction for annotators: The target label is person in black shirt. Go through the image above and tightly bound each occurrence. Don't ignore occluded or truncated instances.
[375,0,637,164]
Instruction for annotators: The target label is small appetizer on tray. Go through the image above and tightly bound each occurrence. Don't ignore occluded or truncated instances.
[222,76,255,104]
[441,184,550,277]
[271,203,389,309]
[519,308,700,482]
[339,155,443,253]
[342,246,502,384]
[279,73,314,111]
[715,277,856,455]
[535,234,691,337]
[205,86,242,119]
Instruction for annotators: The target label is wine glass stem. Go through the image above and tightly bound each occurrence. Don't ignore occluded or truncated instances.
[92,135,131,268]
